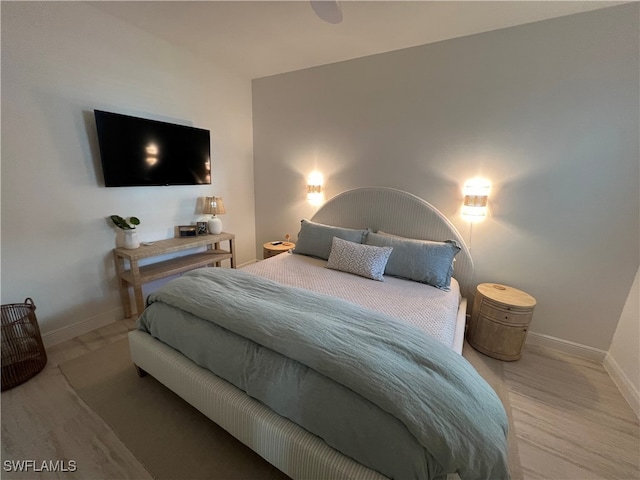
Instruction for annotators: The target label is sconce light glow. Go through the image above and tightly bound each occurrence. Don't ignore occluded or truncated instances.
[307,171,324,206]
[462,178,491,221]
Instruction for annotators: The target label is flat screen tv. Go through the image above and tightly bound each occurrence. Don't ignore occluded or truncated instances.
[94,110,211,187]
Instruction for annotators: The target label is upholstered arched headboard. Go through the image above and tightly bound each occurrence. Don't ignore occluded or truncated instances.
[310,187,474,298]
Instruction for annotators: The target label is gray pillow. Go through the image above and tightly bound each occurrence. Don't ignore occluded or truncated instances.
[326,237,393,281]
[365,232,460,290]
[293,219,368,260]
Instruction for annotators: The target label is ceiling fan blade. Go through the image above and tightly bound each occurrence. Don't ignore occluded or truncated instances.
[310,0,343,24]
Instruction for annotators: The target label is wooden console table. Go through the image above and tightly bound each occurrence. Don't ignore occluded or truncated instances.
[113,232,235,318]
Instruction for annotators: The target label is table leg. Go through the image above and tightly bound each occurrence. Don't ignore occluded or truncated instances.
[114,252,133,318]
[214,241,221,266]
[129,259,145,315]
[229,238,236,268]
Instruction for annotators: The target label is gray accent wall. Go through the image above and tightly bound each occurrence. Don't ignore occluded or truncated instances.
[252,4,639,350]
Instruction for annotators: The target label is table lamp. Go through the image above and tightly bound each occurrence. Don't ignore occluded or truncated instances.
[203,196,226,234]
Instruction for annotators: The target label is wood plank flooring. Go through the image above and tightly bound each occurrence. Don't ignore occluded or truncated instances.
[2,319,639,479]
[1,318,151,480]
[505,346,640,479]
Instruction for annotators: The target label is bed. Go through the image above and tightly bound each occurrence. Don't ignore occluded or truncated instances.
[128,187,509,480]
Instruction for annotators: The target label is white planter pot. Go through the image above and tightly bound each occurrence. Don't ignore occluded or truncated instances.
[122,229,140,249]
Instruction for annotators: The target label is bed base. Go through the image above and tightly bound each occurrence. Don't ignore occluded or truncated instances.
[129,330,461,480]
[128,297,466,480]
[128,329,387,480]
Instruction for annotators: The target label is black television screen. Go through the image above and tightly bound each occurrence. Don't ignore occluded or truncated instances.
[94,110,211,187]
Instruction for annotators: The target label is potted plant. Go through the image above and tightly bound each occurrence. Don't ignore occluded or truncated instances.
[110,215,141,249]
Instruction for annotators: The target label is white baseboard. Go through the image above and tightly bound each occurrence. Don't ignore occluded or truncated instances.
[40,261,260,348]
[603,353,640,419]
[41,307,125,348]
[526,331,607,363]
[527,332,639,418]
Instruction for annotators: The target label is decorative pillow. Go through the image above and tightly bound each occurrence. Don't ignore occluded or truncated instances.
[293,219,368,260]
[365,232,460,290]
[326,237,393,281]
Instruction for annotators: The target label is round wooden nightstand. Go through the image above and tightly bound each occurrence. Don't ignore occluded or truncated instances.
[467,283,536,361]
[263,242,295,259]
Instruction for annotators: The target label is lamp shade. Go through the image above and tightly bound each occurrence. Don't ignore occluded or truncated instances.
[461,179,490,220]
[463,194,488,208]
[203,197,226,215]
[306,171,324,206]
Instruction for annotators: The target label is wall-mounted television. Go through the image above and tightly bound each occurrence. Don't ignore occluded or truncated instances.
[94,110,211,187]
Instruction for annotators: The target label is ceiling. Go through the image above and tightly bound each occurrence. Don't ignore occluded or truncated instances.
[89,1,625,79]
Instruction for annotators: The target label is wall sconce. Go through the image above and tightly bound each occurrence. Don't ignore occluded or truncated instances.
[307,171,324,206]
[462,178,490,221]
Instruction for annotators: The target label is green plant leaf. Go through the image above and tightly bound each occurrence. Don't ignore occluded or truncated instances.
[109,214,139,230]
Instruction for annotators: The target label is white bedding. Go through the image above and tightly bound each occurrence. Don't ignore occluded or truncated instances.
[242,252,461,349]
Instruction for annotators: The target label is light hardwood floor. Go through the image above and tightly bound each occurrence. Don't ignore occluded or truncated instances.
[2,319,639,479]
[505,346,640,479]
[1,318,151,480]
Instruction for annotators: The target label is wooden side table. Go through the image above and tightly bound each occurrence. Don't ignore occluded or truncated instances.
[263,241,295,259]
[114,233,235,317]
[467,283,536,361]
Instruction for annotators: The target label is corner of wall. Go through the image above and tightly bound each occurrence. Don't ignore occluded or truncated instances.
[605,266,640,419]
[604,352,640,419]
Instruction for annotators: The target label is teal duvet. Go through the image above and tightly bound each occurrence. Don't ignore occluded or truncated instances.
[137,268,509,480]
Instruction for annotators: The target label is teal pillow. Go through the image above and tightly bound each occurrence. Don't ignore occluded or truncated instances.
[326,237,393,281]
[365,232,460,290]
[293,219,368,260]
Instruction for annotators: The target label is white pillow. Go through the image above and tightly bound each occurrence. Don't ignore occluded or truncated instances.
[326,237,393,281]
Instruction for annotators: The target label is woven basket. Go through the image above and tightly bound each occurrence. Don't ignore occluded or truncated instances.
[1,298,47,391]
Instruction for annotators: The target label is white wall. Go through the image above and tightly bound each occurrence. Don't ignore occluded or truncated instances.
[252,4,639,351]
[605,268,640,417]
[1,2,256,341]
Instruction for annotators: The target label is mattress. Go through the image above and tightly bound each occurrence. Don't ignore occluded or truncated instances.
[242,252,462,349]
